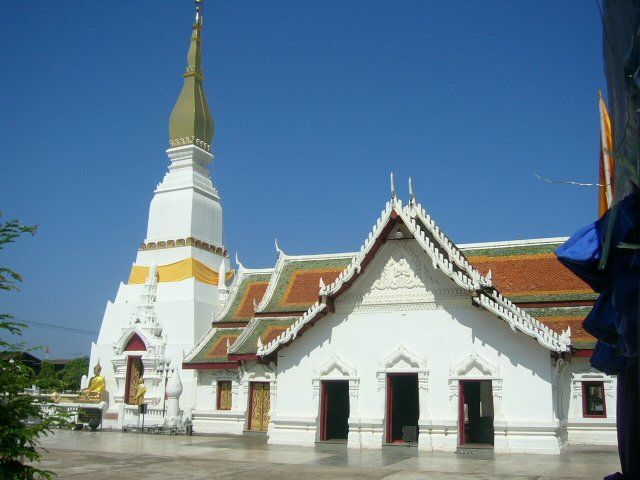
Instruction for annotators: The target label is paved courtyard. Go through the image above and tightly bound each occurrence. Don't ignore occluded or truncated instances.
[37,430,620,479]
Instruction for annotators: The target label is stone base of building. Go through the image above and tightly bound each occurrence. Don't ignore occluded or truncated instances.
[266,416,569,454]
[192,410,247,435]
[567,420,617,446]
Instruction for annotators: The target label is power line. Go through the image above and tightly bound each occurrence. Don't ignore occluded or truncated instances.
[14,319,98,336]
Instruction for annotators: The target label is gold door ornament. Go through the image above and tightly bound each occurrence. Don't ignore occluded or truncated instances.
[249,383,270,431]
[126,357,143,404]
[218,381,232,410]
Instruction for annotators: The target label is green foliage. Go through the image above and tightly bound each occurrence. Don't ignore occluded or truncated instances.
[35,362,63,393]
[59,357,89,392]
[0,212,37,292]
[0,215,68,479]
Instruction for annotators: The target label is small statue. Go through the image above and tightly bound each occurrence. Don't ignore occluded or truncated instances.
[78,362,107,403]
[133,377,146,405]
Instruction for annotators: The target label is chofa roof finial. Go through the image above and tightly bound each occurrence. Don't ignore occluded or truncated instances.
[390,172,397,199]
[408,177,415,203]
[275,238,285,257]
[235,251,245,270]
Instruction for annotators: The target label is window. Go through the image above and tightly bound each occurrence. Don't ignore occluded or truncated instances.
[217,381,232,410]
[582,381,606,418]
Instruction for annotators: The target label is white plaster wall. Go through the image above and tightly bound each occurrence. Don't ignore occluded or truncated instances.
[270,239,561,453]
[90,144,227,427]
[191,370,246,435]
[563,357,617,445]
[145,145,224,247]
[146,188,223,247]
[90,275,222,423]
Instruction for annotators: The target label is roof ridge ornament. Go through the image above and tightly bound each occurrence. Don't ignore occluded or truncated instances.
[408,177,415,204]
[275,238,285,257]
[235,252,245,271]
[390,172,397,199]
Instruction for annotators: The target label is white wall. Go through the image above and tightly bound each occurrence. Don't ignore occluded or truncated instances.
[562,357,617,445]
[270,239,562,453]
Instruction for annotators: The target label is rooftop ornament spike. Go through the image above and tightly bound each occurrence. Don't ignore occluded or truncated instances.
[217,259,227,288]
[390,172,397,199]
[235,252,245,271]
[408,177,415,204]
[275,238,285,257]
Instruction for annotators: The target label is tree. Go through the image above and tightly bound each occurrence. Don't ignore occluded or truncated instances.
[35,361,63,393]
[0,214,68,479]
[59,357,89,392]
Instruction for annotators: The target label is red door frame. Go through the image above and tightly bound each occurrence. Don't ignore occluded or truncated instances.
[385,375,394,443]
[319,380,350,441]
[320,381,329,441]
[385,373,418,444]
[458,380,466,445]
[458,380,494,446]
[124,356,142,405]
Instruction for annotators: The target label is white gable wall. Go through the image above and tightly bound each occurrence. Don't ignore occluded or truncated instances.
[269,239,564,453]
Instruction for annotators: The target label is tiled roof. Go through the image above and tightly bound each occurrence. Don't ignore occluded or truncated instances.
[185,327,244,364]
[187,230,599,367]
[257,200,577,357]
[229,316,299,355]
[461,242,597,303]
[461,240,596,349]
[214,269,273,324]
[258,255,355,313]
[524,306,595,349]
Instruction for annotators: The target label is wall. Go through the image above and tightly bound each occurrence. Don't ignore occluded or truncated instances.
[270,239,562,453]
[562,356,617,445]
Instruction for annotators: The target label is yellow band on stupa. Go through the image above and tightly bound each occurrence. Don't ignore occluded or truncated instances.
[128,258,234,285]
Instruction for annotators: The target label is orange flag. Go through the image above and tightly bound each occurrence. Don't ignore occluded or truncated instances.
[598,91,614,217]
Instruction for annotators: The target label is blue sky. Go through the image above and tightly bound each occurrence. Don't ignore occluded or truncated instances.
[1,1,604,358]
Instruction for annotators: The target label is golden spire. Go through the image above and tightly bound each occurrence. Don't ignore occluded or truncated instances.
[169,0,214,152]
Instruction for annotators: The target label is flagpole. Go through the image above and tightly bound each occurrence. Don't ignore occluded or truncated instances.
[598,90,613,208]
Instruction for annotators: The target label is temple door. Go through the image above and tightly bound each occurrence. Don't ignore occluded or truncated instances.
[125,356,143,404]
[249,382,270,431]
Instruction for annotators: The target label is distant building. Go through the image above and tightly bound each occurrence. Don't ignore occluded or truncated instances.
[2,351,43,374]
[90,2,614,452]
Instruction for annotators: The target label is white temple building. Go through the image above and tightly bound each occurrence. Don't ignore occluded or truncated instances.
[89,1,616,452]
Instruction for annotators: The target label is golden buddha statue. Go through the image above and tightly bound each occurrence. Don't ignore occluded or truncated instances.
[78,362,107,403]
[133,377,146,405]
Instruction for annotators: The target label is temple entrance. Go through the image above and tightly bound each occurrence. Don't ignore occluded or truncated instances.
[386,373,419,443]
[319,381,350,441]
[248,382,270,431]
[124,356,143,404]
[459,380,494,446]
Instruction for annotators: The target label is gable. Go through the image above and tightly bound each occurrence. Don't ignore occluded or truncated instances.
[257,198,571,358]
[336,238,467,311]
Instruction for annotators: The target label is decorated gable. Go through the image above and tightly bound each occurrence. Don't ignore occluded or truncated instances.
[336,237,467,311]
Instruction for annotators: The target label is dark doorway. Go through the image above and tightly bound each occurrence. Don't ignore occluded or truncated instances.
[459,380,494,446]
[320,381,350,441]
[386,373,419,443]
